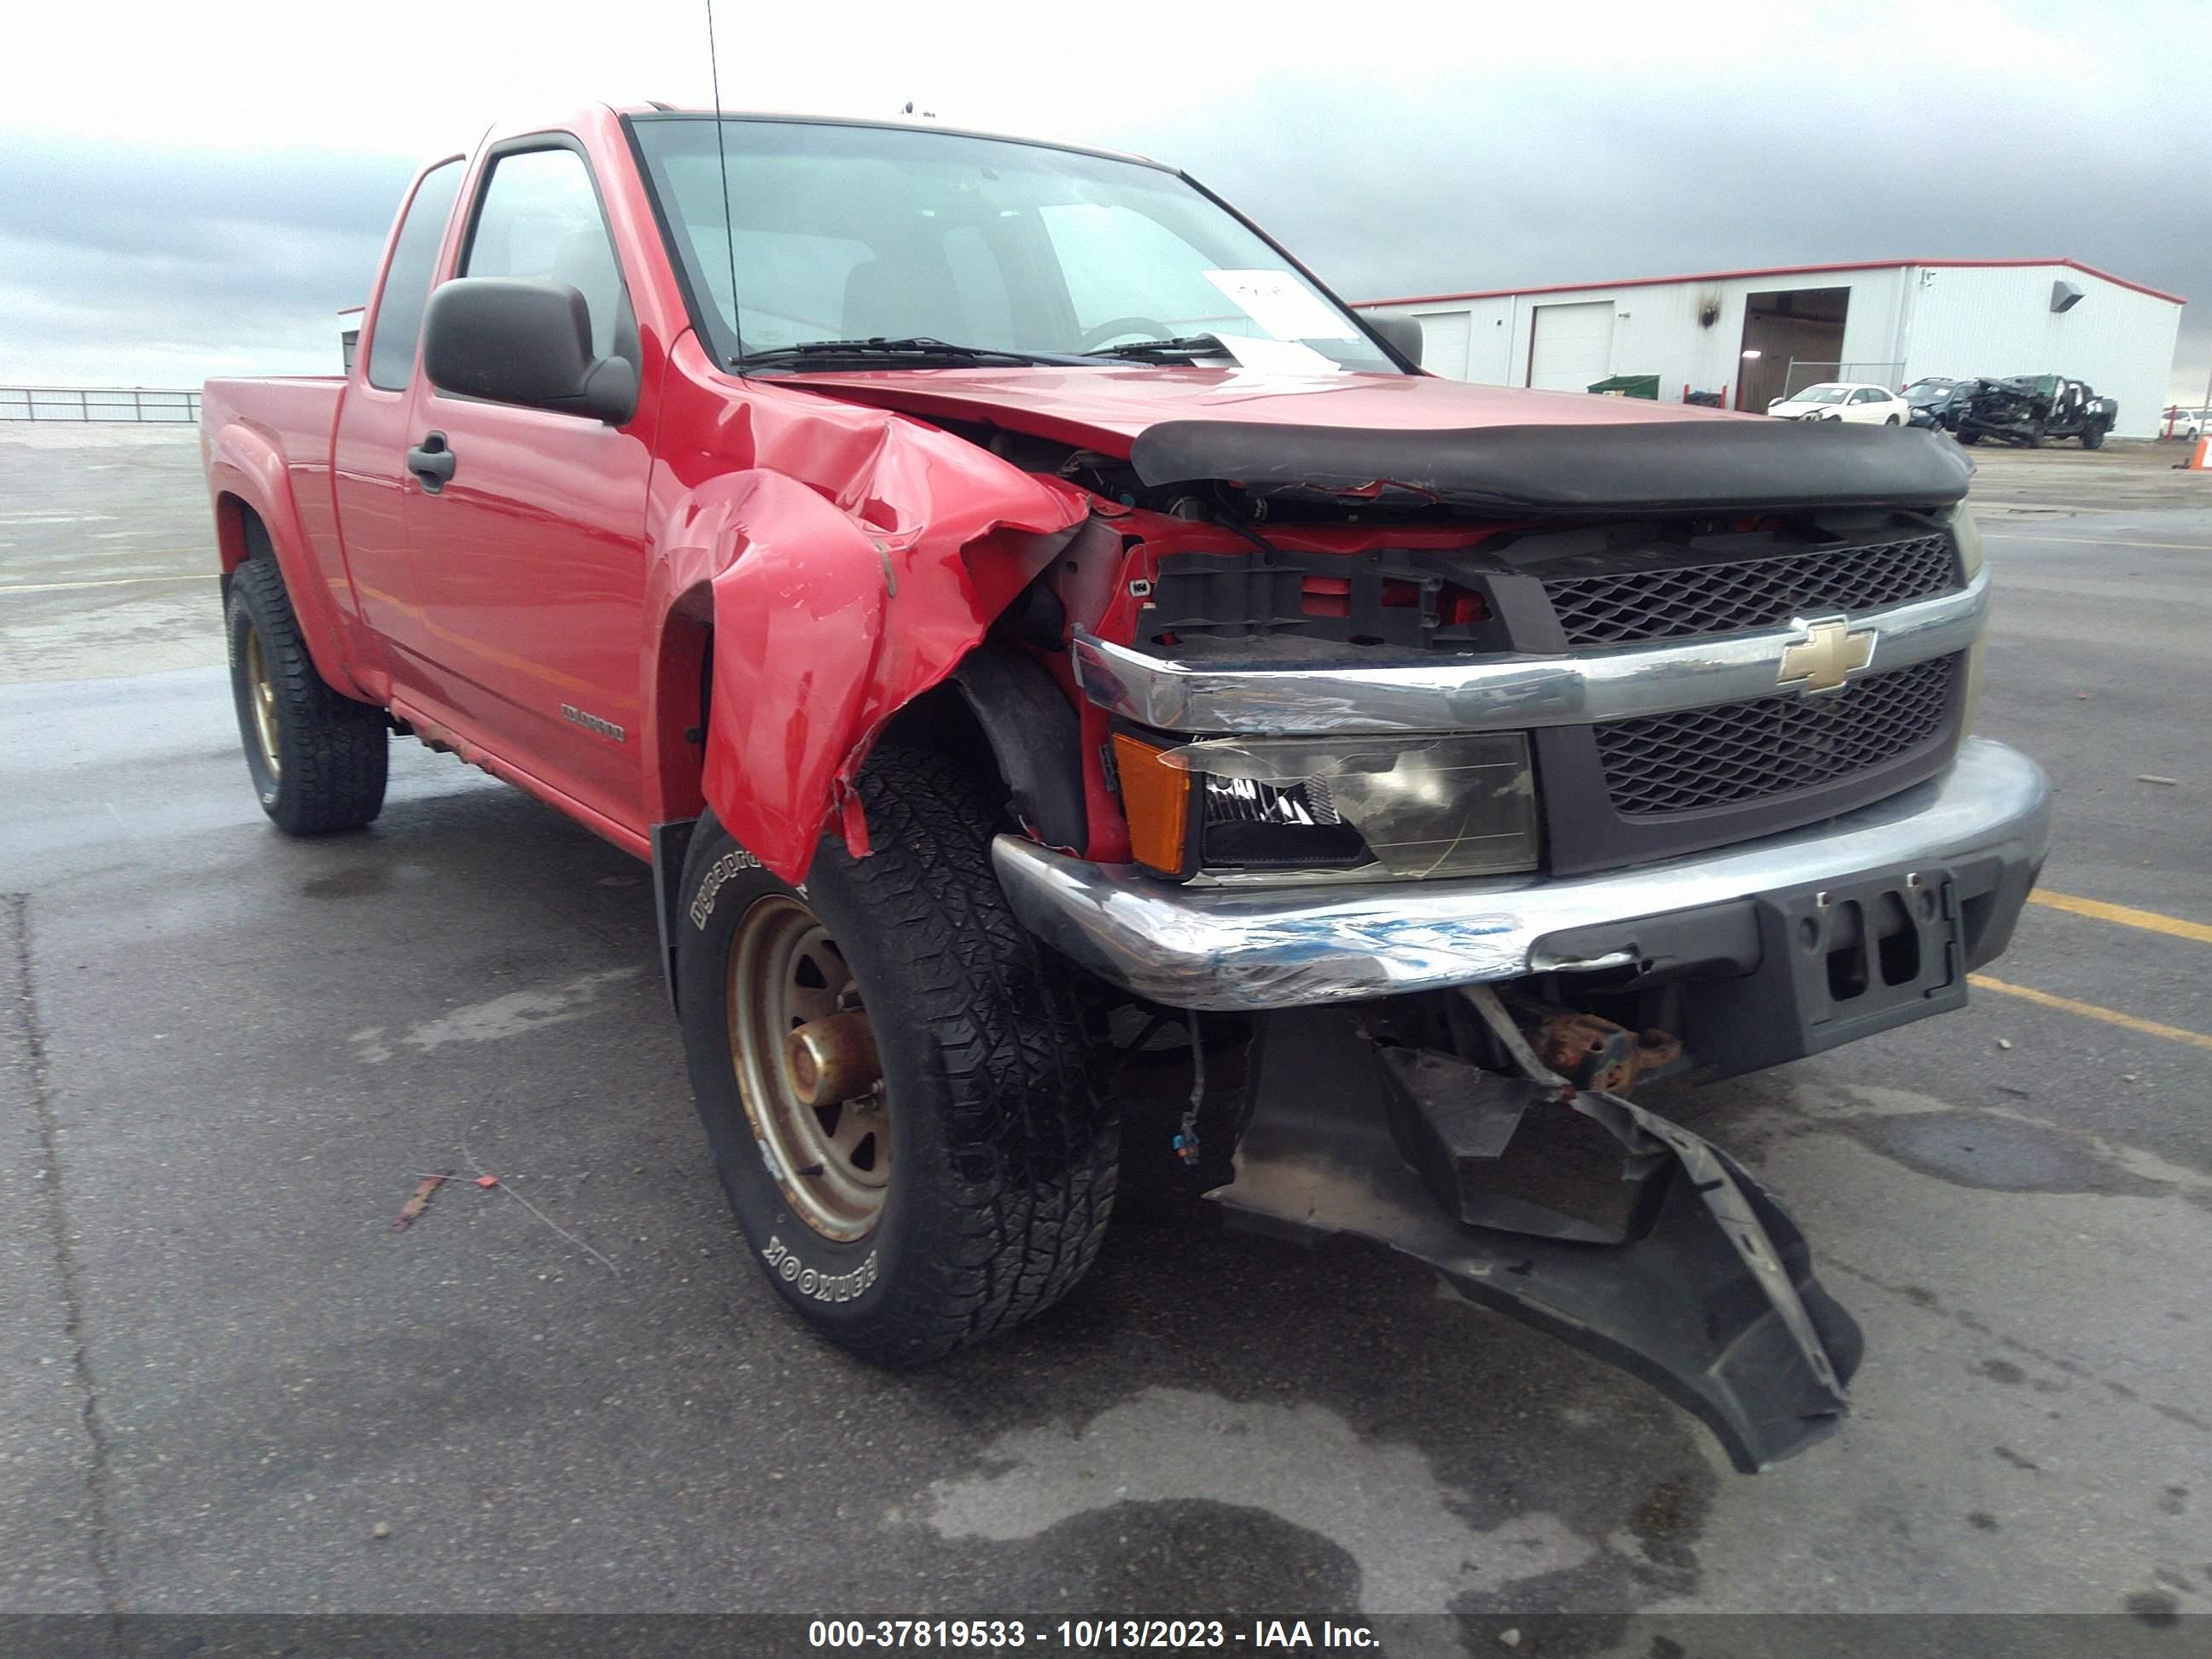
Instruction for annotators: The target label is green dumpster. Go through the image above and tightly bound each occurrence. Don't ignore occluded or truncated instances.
[1588,374,1661,399]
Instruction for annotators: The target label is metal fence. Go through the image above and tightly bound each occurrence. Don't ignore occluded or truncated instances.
[1782,361,1906,399]
[0,387,201,423]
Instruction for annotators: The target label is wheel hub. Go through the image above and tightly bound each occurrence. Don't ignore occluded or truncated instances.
[727,896,889,1241]
[785,1010,883,1109]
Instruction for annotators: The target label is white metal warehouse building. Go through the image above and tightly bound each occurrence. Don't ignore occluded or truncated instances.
[1354,259,2185,439]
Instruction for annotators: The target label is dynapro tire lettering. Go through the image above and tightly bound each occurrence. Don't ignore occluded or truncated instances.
[762,1235,878,1303]
[689,847,763,928]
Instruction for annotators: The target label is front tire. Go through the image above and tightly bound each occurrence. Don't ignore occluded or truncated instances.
[225,553,388,835]
[674,745,1117,1365]
[2081,425,2105,450]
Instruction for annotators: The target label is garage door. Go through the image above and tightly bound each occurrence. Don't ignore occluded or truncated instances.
[1412,311,1472,377]
[1527,300,1615,393]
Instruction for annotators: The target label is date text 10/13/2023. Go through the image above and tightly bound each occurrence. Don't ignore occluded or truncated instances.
[806,1619,1381,1650]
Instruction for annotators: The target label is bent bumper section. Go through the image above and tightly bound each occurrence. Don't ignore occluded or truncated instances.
[993,736,2049,1012]
[998,738,2048,1471]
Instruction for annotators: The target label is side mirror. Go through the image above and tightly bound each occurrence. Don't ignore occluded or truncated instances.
[422,277,637,425]
[1368,313,1424,369]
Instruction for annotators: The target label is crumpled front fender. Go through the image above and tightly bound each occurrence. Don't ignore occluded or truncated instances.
[647,368,1095,882]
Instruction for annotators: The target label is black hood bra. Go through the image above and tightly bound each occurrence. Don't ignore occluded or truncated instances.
[1128,416,1975,514]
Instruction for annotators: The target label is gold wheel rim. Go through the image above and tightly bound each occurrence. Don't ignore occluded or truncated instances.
[243,625,280,778]
[727,895,889,1242]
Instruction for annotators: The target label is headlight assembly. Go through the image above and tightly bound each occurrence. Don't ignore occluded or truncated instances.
[1155,731,1540,881]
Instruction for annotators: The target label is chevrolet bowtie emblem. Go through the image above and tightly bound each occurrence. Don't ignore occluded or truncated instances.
[1778,616,1877,693]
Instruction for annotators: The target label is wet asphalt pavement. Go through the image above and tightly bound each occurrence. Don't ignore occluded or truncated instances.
[3,427,2209,1639]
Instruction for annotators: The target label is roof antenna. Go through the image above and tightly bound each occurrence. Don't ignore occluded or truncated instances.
[705,0,744,363]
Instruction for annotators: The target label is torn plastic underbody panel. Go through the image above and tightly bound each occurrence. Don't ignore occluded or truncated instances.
[1211,992,1862,1471]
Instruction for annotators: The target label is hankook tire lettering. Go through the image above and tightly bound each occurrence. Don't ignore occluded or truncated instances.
[761,1235,878,1302]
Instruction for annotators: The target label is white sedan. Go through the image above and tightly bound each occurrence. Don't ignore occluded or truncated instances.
[1767,382,1912,425]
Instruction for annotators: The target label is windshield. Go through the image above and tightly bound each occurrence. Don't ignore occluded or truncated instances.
[1905,380,1955,405]
[628,116,1397,372]
[1789,385,1851,405]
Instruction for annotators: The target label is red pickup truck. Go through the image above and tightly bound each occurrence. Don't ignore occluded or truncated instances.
[202,106,2048,1470]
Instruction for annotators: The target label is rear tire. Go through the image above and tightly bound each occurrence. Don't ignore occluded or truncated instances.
[1884,414,1901,426]
[674,744,1117,1365]
[225,553,387,835]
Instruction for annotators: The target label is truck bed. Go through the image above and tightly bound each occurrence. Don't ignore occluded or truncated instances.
[200,376,346,455]
[199,375,357,692]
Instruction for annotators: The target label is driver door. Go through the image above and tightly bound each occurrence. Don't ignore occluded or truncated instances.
[399,139,656,835]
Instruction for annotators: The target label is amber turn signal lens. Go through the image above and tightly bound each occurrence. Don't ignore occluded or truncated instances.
[1111,732,1191,875]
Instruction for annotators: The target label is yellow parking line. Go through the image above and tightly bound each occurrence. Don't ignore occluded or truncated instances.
[2029,889,2212,946]
[1970,975,2212,1053]
[1980,534,2212,551]
[0,573,208,593]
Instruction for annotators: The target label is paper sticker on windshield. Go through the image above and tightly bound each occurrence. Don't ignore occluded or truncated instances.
[1203,270,1359,342]
[1214,335,1344,376]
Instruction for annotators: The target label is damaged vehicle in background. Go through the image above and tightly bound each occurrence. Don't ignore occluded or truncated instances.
[198,107,2050,1474]
[1953,374,2117,448]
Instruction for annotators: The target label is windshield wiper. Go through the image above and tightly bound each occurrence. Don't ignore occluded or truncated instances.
[735,336,1086,370]
[1082,334,1231,362]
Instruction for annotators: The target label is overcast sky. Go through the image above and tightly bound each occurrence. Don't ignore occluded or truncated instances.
[3,1,2207,402]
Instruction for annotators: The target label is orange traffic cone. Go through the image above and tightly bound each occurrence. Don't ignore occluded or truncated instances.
[2192,436,2212,471]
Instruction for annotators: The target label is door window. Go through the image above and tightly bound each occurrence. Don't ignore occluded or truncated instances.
[463,147,631,360]
[365,160,463,392]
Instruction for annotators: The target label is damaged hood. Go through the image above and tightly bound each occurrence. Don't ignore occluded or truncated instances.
[789,365,1974,514]
[788,363,1717,447]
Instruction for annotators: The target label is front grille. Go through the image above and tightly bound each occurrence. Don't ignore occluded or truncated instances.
[1596,655,1959,816]
[1544,534,1961,647]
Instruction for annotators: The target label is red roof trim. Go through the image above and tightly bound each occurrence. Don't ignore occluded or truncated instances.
[1356,258,2186,310]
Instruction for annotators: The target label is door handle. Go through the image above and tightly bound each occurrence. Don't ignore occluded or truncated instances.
[407,432,457,492]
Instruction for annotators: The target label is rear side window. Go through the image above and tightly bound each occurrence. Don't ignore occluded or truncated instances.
[463,147,629,360]
[365,160,463,392]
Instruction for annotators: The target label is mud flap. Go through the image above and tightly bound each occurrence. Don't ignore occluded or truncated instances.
[1210,1008,1862,1472]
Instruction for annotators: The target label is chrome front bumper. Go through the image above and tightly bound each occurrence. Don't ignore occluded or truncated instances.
[994,737,2050,1010]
